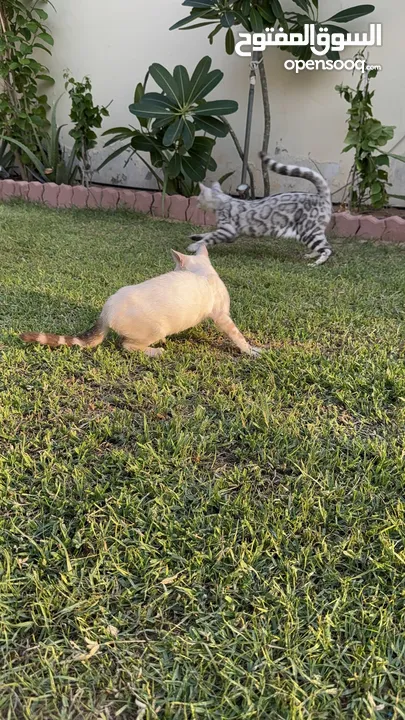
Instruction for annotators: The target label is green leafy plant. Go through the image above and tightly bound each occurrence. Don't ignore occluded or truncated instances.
[171,1,375,196]
[100,57,238,198]
[0,139,14,175]
[0,0,55,177]
[336,58,405,211]
[1,96,80,185]
[64,73,110,187]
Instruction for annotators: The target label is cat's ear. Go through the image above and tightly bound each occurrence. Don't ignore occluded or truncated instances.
[171,249,187,269]
[211,181,221,192]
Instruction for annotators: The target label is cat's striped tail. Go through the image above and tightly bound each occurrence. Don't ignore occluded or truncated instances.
[259,152,331,201]
[20,317,106,348]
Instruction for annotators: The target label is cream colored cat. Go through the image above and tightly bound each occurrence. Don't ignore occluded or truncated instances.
[21,245,262,358]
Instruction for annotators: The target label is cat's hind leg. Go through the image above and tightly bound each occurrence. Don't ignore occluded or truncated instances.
[302,233,332,266]
[188,224,237,252]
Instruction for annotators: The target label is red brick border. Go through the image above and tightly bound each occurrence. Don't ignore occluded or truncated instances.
[0,179,403,241]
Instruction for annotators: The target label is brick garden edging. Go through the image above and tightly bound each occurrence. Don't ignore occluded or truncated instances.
[1,178,404,242]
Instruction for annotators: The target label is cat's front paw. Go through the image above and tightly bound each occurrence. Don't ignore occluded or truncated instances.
[189,234,204,241]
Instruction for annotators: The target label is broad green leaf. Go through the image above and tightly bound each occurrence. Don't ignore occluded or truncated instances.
[103,134,133,148]
[193,99,238,116]
[163,117,184,146]
[250,7,264,32]
[183,0,216,6]
[189,136,215,163]
[225,28,235,55]
[102,126,136,137]
[218,170,235,184]
[131,134,159,152]
[291,0,310,11]
[33,42,52,55]
[149,63,180,102]
[34,8,48,19]
[374,154,389,166]
[170,10,214,31]
[189,69,223,103]
[258,6,276,24]
[150,150,164,168]
[180,21,216,29]
[270,0,285,22]
[130,94,175,119]
[173,66,190,106]
[168,153,181,178]
[187,56,212,105]
[26,21,39,32]
[182,118,195,150]
[37,74,55,84]
[194,116,228,137]
[190,136,215,151]
[130,105,172,119]
[38,32,54,46]
[220,12,235,28]
[208,23,222,44]
[327,4,375,23]
[152,116,173,131]
[181,154,206,182]
[134,83,144,104]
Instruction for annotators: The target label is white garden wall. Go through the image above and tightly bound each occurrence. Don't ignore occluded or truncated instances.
[45,0,405,203]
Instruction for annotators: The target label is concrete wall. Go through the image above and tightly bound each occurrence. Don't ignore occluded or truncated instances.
[45,0,405,202]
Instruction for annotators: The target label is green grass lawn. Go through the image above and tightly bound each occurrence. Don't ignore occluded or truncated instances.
[0,201,405,720]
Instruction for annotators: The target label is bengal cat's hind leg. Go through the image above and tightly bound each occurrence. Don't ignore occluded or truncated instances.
[301,232,332,266]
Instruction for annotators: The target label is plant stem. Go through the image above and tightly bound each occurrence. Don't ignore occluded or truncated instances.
[240,51,259,195]
[348,164,356,212]
[258,52,271,196]
[220,116,255,199]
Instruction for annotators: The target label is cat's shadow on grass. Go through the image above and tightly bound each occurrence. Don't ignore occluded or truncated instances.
[205,241,301,263]
[0,288,99,339]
